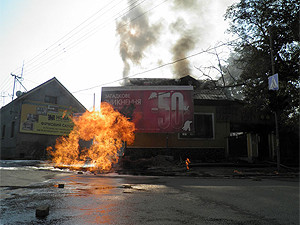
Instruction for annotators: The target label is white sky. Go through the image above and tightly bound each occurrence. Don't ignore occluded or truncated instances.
[0,0,237,110]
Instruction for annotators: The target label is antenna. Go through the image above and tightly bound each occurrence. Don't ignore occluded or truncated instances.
[21,60,24,78]
[11,74,27,101]
[11,73,21,101]
[11,60,27,101]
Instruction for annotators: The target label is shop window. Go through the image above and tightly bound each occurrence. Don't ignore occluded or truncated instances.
[1,125,5,139]
[180,113,214,139]
[44,95,57,104]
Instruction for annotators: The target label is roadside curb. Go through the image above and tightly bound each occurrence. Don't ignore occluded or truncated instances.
[116,166,299,179]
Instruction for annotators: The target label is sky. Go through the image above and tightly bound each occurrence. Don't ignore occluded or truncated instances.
[0,0,238,110]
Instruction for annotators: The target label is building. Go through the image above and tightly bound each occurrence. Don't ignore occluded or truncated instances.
[0,77,86,159]
[102,75,275,163]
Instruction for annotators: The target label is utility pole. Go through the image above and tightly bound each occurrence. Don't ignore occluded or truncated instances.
[268,27,280,172]
[11,73,22,101]
[10,73,27,101]
[11,61,26,101]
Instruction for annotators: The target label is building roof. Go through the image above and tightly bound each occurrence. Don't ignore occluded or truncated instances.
[193,89,233,101]
[128,75,234,101]
[128,78,179,86]
[128,75,201,87]
[1,77,86,110]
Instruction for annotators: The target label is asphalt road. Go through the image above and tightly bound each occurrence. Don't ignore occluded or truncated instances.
[0,172,299,225]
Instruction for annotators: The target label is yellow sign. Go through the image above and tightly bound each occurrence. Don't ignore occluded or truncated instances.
[20,101,77,136]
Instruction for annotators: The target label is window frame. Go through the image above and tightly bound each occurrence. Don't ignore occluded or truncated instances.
[44,95,57,104]
[179,112,215,140]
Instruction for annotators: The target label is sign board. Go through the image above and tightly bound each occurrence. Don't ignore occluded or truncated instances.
[268,73,279,90]
[20,101,78,135]
[101,86,194,133]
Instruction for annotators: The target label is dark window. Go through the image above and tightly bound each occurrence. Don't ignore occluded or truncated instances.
[48,115,55,120]
[10,121,15,138]
[1,125,5,139]
[180,113,214,139]
[44,95,57,104]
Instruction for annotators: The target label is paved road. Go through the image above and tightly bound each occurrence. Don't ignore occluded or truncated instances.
[0,172,299,225]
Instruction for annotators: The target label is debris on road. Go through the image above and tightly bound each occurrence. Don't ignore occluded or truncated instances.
[36,205,49,218]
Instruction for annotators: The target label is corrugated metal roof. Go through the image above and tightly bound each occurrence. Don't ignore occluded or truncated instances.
[193,89,233,100]
[128,76,234,101]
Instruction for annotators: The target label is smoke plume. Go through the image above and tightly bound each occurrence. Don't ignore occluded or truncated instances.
[169,0,205,79]
[171,0,202,11]
[116,2,162,83]
[169,16,199,78]
[116,0,230,80]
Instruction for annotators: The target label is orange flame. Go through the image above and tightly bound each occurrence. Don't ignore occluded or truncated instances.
[47,102,135,172]
[233,170,242,174]
[62,110,67,118]
[185,158,191,170]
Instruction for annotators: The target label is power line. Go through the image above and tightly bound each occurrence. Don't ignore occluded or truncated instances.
[24,0,166,76]
[12,0,147,76]
[0,76,12,90]
[0,81,14,94]
[10,0,127,75]
[1,40,237,108]
[24,0,150,75]
[72,41,235,94]
[2,0,159,104]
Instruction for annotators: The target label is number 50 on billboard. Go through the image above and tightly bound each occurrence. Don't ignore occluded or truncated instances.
[101,86,194,133]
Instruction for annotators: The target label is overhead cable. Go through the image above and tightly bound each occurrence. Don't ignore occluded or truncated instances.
[25,0,167,76]
[72,40,236,94]
[12,0,147,76]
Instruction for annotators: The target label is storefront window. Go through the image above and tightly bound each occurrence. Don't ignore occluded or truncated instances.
[180,113,214,139]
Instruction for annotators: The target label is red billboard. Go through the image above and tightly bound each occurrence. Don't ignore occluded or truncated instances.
[101,86,194,133]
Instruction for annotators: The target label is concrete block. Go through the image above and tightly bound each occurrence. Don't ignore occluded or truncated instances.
[36,205,49,218]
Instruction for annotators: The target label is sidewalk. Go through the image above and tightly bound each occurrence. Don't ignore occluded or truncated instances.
[118,157,299,178]
[186,164,299,179]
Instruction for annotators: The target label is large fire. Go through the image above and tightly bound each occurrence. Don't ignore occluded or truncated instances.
[47,102,135,172]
